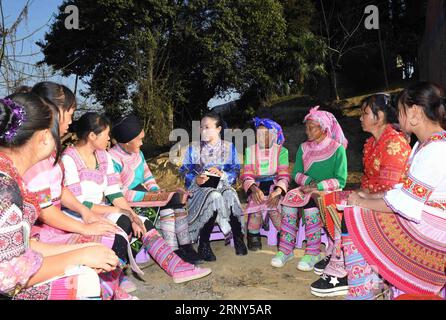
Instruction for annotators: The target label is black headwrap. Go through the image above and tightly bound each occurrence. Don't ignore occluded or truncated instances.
[111,114,143,143]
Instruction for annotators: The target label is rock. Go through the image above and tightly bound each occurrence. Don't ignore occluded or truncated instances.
[146,152,184,190]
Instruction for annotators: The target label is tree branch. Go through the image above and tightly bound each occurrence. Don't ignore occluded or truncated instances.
[5,18,51,45]
[0,0,6,70]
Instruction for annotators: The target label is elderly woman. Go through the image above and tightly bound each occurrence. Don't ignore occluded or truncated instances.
[310,93,411,298]
[241,118,290,251]
[108,114,202,265]
[271,106,348,271]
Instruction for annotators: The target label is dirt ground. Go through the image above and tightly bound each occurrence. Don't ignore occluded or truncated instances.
[127,238,342,300]
[135,102,369,300]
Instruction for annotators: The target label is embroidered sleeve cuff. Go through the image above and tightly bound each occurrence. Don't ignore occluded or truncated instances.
[132,191,145,202]
[242,179,256,193]
[275,179,289,194]
[383,185,422,223]
[40,203,53,210]
[144,182,160,191]
[317,179,340,191]
[304,176,313,186]
[82,201,94,209]
[106,192,124,203]
[143,175,154,183]
[274,186,286,196]
[295,173,312,186]
[34,189,53,209]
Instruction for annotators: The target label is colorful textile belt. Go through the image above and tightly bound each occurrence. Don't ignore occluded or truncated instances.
[255,175,275,183]
[425,201,446,211]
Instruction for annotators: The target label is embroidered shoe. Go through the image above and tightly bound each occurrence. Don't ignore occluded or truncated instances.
[271,251,294,268]
[310,274,348,297]
[120,275,137,293]
[297,254,322,271]
[313,255,331,275]
[172,266,212,284]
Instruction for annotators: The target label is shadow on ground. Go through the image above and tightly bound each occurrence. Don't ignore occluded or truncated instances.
[128,238,343,300]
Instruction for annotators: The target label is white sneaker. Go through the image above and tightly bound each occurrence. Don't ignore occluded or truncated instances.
[271,251,294,268]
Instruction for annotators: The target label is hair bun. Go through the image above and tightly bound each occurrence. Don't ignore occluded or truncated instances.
[0,102,13,140]
[68,120,78,133]
[13,85,32,94]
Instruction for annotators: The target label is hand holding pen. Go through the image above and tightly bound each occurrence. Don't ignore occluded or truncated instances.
[192,168,209,186]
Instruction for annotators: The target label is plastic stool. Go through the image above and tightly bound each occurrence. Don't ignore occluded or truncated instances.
[209,225,234,247]
[253,215,329,249]
[259,219,279,246]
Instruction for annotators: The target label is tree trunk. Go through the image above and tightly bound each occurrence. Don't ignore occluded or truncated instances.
[419,0,446,89]
[320,0,340,100]
[378,28,389,90]
[329,55,340,100]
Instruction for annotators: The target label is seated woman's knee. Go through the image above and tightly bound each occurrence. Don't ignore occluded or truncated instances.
[208,191,224,202]
[138,215,155,231]
[116,214,133,235]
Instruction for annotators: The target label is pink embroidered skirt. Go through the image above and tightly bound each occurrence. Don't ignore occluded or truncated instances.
[344,206,446,295]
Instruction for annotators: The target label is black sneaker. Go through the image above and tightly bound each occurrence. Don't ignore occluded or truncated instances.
[313,255,331,275]
[310,274,348,297]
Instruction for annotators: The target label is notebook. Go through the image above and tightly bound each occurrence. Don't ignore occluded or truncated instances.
[200,171,221,188]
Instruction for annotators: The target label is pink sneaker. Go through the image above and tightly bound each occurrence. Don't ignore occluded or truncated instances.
[120,275,137,293]
[172,266,212,284]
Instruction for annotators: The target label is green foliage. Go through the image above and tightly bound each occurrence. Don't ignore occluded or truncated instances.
[312,0,428,98]
[39,0,327,140]
[280,0,327,93]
